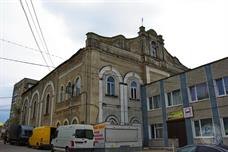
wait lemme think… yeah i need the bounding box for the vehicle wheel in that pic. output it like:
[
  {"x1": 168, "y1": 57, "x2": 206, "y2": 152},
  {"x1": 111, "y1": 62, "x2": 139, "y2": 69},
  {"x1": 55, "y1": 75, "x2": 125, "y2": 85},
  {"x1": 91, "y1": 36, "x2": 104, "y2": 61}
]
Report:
[
  {"x1": 51, "y1": 145, "x2": 55, "y2": 152},
  {"x1": 65, "y1": 146, "x2": 70, "y2": 152}
]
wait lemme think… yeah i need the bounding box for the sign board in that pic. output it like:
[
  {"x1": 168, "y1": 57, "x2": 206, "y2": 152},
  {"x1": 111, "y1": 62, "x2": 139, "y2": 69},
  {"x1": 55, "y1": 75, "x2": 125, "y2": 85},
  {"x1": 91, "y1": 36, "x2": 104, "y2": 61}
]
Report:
[
  {"x1": 167, "y1": 110, "x2": 184, "y2": 120},
  {"x1": 183, "y1": 106, "x2": 193, "y2": 118}
]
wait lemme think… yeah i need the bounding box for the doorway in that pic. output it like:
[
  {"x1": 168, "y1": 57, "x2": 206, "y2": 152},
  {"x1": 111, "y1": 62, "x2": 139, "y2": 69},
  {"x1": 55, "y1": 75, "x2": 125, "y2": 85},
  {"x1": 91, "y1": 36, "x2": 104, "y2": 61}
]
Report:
[{"x1": 167, "y1": 119, "x2": 187, "y2": 147}]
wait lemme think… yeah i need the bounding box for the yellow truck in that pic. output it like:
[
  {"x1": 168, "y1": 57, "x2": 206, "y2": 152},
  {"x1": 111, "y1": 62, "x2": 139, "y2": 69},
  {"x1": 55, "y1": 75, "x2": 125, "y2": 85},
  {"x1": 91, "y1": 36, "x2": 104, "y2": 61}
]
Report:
[{"x1": 29, "y1": 126, "x2": 56, "y2": 149}]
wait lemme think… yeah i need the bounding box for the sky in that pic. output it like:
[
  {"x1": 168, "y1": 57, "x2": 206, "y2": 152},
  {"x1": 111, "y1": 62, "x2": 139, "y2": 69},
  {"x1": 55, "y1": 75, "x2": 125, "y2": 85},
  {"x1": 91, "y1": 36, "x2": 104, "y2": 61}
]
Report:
[{"x1": 0, "y1": 0, "x2": 228, "y2": 123}]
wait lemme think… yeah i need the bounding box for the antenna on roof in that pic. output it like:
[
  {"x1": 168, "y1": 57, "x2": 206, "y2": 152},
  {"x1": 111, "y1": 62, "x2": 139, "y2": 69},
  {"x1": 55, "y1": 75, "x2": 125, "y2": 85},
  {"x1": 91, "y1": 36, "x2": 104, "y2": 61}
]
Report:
[{"x1": 141, "y1": 17, "x2": 144, "y2": 26}]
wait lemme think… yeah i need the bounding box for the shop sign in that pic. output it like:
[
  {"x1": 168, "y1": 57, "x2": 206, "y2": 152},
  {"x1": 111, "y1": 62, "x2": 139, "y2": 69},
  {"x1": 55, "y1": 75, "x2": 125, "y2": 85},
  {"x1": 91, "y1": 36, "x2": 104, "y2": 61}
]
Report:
[
  {"x1": 167, "y1": 110, "x2": 184, "y2": 120},
  {"x1": 183, "y1": 106, "x2": 193, "y2": 118}
]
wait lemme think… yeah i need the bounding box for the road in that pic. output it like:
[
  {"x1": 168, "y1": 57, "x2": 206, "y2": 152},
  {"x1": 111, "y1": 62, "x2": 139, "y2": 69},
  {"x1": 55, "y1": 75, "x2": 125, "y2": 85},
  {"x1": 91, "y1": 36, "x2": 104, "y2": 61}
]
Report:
[
  {"x1": 0, "y1": 140, "x2": 50, "y2": 152},
  {"x1": 0, "y1": 140, "x2": 173, "y2": 152}
]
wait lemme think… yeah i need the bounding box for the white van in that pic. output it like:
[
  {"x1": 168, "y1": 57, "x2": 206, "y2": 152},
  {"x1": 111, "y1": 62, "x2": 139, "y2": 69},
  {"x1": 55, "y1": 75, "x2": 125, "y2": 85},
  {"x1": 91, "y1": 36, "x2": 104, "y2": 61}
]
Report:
[{"x1": 51, "y1": 124, "x2": 94, "y2": 152}]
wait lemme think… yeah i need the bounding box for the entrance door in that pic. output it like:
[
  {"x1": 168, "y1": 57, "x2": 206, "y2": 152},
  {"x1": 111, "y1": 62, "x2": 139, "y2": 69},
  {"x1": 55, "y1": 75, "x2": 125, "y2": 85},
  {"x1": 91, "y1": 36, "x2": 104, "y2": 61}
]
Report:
[{"x1": 167, "y1": 119, "x2": 187, "y2": 147}]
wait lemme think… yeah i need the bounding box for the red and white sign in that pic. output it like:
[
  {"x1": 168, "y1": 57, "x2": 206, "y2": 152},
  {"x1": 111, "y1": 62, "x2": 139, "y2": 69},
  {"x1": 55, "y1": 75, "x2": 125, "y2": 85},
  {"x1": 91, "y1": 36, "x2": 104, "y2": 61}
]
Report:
[{"x1": 183, "y1": 106, "x2": 193, "y2": 118}]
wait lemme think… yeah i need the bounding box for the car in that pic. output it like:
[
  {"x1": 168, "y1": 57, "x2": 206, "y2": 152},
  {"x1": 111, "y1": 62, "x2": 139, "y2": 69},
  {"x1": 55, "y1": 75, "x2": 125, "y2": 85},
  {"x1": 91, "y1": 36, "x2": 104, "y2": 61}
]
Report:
[{"x1": 176, "y1": 144, "x2": 228, "y2": 152}]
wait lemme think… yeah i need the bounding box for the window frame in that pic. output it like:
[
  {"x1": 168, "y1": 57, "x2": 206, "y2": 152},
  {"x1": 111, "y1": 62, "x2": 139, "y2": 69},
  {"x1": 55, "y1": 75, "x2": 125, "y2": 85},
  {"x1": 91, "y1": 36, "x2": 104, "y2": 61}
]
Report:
[
  {"x1": 75, "y1": 77, "x2": 81, "y2": 96},
  {"x1": 130, "y1": 81, "x2": 137, "y2": 99},
  {"x1": 222, "y1": 117, "x2": 228, "y2": 137},
  {"x1": 166, "y1": 89, "x2": 182, "y2": 107},
  {"x1": 193, "y1": 118, "x2": 214, "y2": 138},
  {"x1": 215, "y1": 76, "x2": 228, "y2": 97},
  {"x1": 106, "y1": 76, "x2": 115, "y2": 96},
  {"x1": 150, "y1": 123, "x2": 163, "y2": 139},
  {"x1": 189, "y1": 82, "x2": 209, "y2": 103},
  {"x1": 148, "y1": 95, "x2": 161, "y2": 111},
  {"x1": 45, "y1": 94, "x2": 50, "y2": 115}
]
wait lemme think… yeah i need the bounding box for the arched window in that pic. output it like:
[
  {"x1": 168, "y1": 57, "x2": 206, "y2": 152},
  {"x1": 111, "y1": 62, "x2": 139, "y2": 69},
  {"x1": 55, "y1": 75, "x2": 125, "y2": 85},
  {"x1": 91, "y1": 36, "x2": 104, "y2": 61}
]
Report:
[
  {"x1": 151, "y1": 41, "x2": 157, "y2": 57},
  {"x1": 45, "y1": 94, "x2": 50, "y2": 114},
  {"x1": 60, "y1": 86, "x2": 64, "y2": 102},
  {"x1": 32, "y1": 101, "x2": 36, "y2": 118},
  {"x1": 107, "y1": 76, "x2": 115, "y2": 96},
  {"x1": 72, "y1": 119, "x2": 78, "y2": 124},
  {"x1": 130, "y1": 117, "x2": 140, "y2": 124},
  {"x1": 106, "y1": 115, "x2": 119, "y2": 125},
  {"x1": 66, "y1": 82, "x2": 72, "y2": 98},
  {"x1": 56, "y1": 122, "x2": 61, "y2": 127},
  {"x1": 63, "y1": 120, "x2": 68, "y2": 125},
  {"x1": 131, "y1": 81, "x2": 137, "y2": 99},
  {"x1": 75, "y1": 78, "x2": 81, "y2": 96}
]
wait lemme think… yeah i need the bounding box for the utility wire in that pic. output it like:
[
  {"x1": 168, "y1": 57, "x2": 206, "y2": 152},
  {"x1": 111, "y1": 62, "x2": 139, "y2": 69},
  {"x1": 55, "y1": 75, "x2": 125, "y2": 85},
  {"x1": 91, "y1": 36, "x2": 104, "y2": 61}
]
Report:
[
  {"x1": 0, "y1": 38, "x2": 64, "y2": 60},
  {"x1": 19, "y1": 0, "x2": 51, "y2": 71},
  {"x1": 0, "y1": 56, "x2": 55, "y2": 68},
  {"x1": 30, "y1": 0, "x2": 54, "y2": 67},
  {"x1": 24, "y1": 0, "x2": 48, "y2": 60},
  {"x1": 0, "y1": 97, "x2": 12, "y2": 99}
]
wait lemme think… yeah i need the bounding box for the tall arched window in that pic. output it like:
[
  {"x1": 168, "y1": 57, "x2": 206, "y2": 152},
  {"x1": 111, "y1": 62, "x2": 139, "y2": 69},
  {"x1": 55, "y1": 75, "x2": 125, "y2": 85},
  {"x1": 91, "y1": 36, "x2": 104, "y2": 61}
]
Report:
[
  {"x1": 60, "y1": 86, "x2": 64, "y2": 102},
  {"x1": 131, "y1": 81, "x2": 137, "y2": 99},
  {"x1": 45, "y1": 94, "x2": 50, "y2": 114},
  {"x1": 66, "y1": 82, "x2": 72, "y2": 98},
  {"x1": 151, "y1": 41, "x2": 157, "y2": 57},
  {"x1": 56, "y1": 122, "x2": 60, "y2": 127},
  {"x1": 32, "y1": 101, "x2": 36, "y2": 118},
  {"x1": 107, "y1": 76, "x2": 115, "y2": 96},
  {"x1": 76, "y1": 78, "x2": 81, "y2": 96}
]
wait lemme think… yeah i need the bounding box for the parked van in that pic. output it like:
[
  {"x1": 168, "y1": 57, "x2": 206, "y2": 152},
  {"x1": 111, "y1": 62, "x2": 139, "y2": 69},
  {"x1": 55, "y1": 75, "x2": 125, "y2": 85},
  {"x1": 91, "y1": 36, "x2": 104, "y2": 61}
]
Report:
[
  {"x1": 51, "y1": 124, "x2": 94, "y2": 152},
  {"x1": 8, "y1": 124, "x2": 33, "y2": 145},
  {"x1": 29, "y1": 126, "x2": 56, "y2": 149}
]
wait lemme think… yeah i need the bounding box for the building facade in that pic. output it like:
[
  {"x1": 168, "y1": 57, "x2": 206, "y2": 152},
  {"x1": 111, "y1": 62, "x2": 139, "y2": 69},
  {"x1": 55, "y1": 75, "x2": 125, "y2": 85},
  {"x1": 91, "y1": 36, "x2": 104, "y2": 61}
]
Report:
[
  {"x1": 10, "y1": 26, "x2": 187, "y2": 128},
  {"x1": 143, "y1": 57, "x2": 228, "y2": 147}
]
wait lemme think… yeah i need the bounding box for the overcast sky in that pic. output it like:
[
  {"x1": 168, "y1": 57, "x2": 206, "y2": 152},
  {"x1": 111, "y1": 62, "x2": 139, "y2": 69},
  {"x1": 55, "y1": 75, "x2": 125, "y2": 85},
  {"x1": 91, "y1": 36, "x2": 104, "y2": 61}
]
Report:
[{"x1": 0, "y1": 0, "x2": 228, "y2": 122}]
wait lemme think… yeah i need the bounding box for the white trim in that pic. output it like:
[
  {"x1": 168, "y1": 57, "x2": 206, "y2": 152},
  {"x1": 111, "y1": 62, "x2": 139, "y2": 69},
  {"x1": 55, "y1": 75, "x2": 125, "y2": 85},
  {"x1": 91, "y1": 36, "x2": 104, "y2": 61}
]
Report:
[
  {"x1": 146, "y1": 66, "x2": 170, "y2": 83},
  {"x1": 59, "y1": 63, "x2": 82, "y2": 79},
  {"x1": 30, "y1": 91, "x2": 40, "y2": 126},
  {"x1": 124, "y1": 72, "x2": 143, "y2": 84},
  {"x1": 71, "y1": 116, "x2": 79, "y2": 124},
  {"x1": 221, "y1": 117, "x2": 228, "y2": 137},
  {"x1": 98, "y1": 79, "x2": 103, "y2": 123},
  {"x1": 56, "y1": 120, "x2": 61, "y2": 127},
  {"x1": 99, "y1": 66, "x2": 123, "y2": 124},
  {"x1": 148, "y1": 125, "x2": 151, "y2": 139},
  {"x1": 120, "y1": 83, "x2": 125, "y2": 125},
  {"x1": 63, "y1": 118, "x2": 69, "y2": 125},
  {"x1": 40, "y1": 81, "x2": 55, "y2": 126}
]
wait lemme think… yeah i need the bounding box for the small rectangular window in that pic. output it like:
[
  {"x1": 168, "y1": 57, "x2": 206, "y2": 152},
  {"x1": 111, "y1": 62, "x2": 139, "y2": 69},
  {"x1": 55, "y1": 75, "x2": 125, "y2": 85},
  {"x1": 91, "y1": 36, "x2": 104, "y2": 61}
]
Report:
[
  {"x1": 190, "y1": 86, "x2": 197, "y2": 101},
  {"x1": 201, "y1": 119, "x2": 213, "y2": 136},
  {"x1": 216, "y1": 78, "x2": 225, "y2": 96},
  {"x1": 153, "y1": 95, "x2": 160, "y2": 109},
  {"x1": 167, "y1": 93, "x2": 172, "y2": 106},
  {"x1": 194, "y1": 120, "x2": 200, "y2": 137},
  {"x1": 196, "y1": 83, "x2": 209, "y2": 100},
  {"x1": 194, "y1": 118, "x2": 213, "y2": 137},
  {"x1": 223, "y1": 117, "x2": 228, "y2": 136},
  {"x1": 172, "y1": 89, "x2": 182, "y2": 105},
  {"x1": 148, "y1": 95, "x2": 160, "y2": 110},
  {"x1": 224, "y1": 76, "x2": 228, "y2": 94},
  {"x1": 149, "y1": 97, "x2": 153, "y2": 110},
  {"x1": 75, "y1": 129, "x2": 94, "y2": 140},
  {"x1": 150, "y1": 124, "x2": 163, "y2": 139}
]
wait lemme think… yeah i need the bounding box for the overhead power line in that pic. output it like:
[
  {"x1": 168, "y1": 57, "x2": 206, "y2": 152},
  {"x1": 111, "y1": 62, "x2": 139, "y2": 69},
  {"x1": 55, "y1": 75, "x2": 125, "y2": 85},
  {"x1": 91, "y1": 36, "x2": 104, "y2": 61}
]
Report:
[
  {"x1": 0, "y1": 38, "x2": 64, "y2": 60},
  {"x1": 19, "y1": 0, "x2": 51, "y2": 71},
  {"x1": 0, "y1": 97, "x2": 12, "y2": 99},
  {"x1": 30, "y1": 0, "x2": 55, "y2": 67},
  {"x1": 0, "y1": 56, "x2": 56, "y2": 68}
]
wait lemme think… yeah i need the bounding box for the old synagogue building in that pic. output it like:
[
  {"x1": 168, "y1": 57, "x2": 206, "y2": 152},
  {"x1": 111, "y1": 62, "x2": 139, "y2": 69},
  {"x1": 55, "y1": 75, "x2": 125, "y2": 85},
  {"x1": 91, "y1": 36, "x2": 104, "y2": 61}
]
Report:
[{"x1": 10, "y1": 26, "x2": 186, "y2": 128}]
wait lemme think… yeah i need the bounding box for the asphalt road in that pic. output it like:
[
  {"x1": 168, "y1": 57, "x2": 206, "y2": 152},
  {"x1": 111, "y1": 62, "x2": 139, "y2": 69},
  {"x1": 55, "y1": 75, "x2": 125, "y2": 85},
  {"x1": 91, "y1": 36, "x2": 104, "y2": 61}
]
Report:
[{"x1": 0, "y1": 140, "x2": 50, "y2": 152}]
